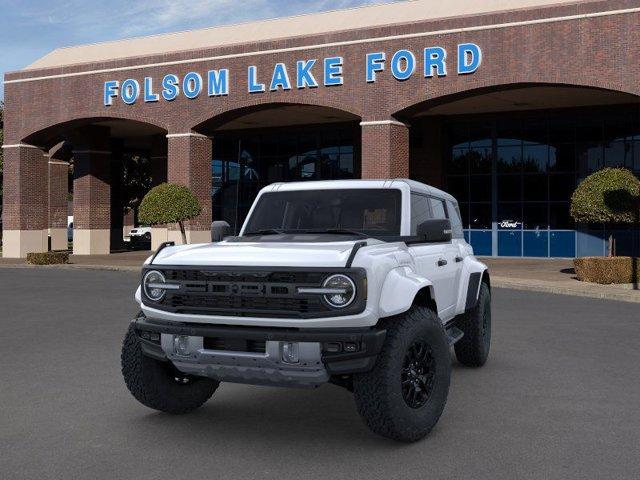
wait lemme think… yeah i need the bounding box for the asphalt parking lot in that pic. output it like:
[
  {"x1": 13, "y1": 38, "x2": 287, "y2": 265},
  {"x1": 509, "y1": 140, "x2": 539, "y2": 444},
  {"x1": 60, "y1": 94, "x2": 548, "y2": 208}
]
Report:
[{"x1": 1, "y1": 268, "x2": 639, "y2": 480}]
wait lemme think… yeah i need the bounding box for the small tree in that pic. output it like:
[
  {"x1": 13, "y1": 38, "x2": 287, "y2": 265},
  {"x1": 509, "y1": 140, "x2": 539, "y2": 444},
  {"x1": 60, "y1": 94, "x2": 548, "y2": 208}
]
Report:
[
  {"x1": 138, "y1": 183, "x2": 202, "y2": 244},
  {"x1": 570, "y1": 168, "x2": 640, "y2": 256}
]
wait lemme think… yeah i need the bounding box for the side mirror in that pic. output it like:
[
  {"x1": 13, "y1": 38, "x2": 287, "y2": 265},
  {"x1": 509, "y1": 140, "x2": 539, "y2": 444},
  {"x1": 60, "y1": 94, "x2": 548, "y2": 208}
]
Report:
[
  {"x1": 211, "y1": 221, "x2": 231, "y2": 242},
  {"x1": 417, "y1": 219, "x2": 452, "y2": 243}
]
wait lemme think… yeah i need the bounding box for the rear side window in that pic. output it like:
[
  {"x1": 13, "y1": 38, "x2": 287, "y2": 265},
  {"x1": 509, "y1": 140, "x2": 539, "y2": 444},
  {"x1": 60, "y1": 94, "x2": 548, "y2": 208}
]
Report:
[
  {"x1": 429, "y1": 197, "x2": 447, "y2": 220},
  {"x1": 410, "y1": 193, "x2": 432, "y2": 234},
  {"x1": 446, "y1": 200, "x2": 464, "y2": 239}
]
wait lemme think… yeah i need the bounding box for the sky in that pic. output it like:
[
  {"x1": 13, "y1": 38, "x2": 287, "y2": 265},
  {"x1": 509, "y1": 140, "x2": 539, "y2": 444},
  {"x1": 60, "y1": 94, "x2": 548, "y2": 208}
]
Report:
[{"x1": 0, "y1": 0, "x2": 400, "y2": 100}]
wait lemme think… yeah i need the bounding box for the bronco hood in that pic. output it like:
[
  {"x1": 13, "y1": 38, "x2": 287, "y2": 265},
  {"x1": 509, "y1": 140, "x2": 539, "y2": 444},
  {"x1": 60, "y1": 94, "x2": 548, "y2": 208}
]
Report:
[{"x1": 149, "y1": 239, "x2": 384, "y2": 268}]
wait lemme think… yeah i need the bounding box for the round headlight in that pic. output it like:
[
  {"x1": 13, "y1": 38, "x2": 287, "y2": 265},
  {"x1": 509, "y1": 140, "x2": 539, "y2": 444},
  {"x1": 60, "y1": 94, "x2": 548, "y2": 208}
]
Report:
[
  {"x1": 323, "y1": 274, "x2": 356, "y2": 308},
  {"x1": 143, "y1": 270, "x2": 166, "y2": 302}
]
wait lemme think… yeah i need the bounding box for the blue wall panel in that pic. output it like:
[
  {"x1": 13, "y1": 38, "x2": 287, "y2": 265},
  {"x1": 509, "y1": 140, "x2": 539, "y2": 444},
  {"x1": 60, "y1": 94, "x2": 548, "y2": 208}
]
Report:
[
  {"x1": 551, "y1": 231, "x2": 576, "y2": 258},
  {"x1": 523, "y1": 231, "x2": 548, "y2": 257},
  {"x1": 469, "y1": 230, "x2": 492, "y2": 256},
  {"x1": 498, "y1": 231, "x2": 522, "y2": 257}
]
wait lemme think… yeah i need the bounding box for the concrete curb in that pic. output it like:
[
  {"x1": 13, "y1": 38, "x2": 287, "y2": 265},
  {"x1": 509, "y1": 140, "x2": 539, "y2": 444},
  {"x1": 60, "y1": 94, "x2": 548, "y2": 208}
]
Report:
[{"x1": 492, "y1": 276, "x2": 640, "y2": 303}]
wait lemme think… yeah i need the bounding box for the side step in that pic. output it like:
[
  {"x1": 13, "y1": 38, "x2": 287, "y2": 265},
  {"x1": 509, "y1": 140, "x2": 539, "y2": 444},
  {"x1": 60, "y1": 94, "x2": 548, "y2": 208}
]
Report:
[{"x1": 446, "y1": 326, "x2": 464, "y2": 346}]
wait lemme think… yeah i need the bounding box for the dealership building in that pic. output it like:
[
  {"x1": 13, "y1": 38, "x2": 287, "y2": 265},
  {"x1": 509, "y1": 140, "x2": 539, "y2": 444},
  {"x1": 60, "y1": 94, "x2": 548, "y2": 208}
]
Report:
[{"x1": 3, "y1": 0, "x2": 640, "y2": 258}]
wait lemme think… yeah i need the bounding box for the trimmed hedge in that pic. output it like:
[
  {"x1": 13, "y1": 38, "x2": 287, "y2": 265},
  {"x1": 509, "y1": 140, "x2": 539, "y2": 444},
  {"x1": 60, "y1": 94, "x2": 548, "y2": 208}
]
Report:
[
  {"x1": 570, "y1": 168, "x2": 640, "y2": 224},
  {"x1": 27, "y1": 251, "x2": 70, "y2": 265},
  {"x1": 573, "y1": 256, "x2": 640, "y2": 284}
]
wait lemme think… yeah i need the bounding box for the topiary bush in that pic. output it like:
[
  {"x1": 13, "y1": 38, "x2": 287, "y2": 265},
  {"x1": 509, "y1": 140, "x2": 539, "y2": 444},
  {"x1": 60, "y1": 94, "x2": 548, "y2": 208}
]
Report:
[
  {"x1": 27, "y1": 251, "x2": 69, "y2": 265},
  {"x1": 574, "y1": 256, "x2": 640, "y2": 284},
  {"x1": 138, "y1": 183, "x2": 202, "y2": 244},
  {"x1": 570, "y1": 168, "x2": 640, "y2": 256}
]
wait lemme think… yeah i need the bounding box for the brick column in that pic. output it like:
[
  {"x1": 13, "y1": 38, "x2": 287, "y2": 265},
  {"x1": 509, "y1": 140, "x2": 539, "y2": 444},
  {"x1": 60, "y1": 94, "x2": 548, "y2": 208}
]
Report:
[
  {"x1": 48, "y1": 144, "x2": 70, "y2": 251},
  {"x1": 1, "y1": 144, "x2": 49, "y2": 257},
  {"x1": 150, "y1": 134, "x2": 169, "y2": 250},
  {"x1": 166, "y1": 132, "x2": 212, "y2": 245},
  {"x1": 71, "y1": 127, "x2": 112, "y2": 255},
  {"x1": 360, "y1": 120, "x2": 410, "y2": 179}
]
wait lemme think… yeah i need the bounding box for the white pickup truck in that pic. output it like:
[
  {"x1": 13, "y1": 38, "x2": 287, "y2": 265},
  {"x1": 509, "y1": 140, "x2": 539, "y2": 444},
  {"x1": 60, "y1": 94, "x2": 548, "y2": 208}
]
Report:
[{"x1": 121, "y1": 179, "x2": 491, "y2": 442}]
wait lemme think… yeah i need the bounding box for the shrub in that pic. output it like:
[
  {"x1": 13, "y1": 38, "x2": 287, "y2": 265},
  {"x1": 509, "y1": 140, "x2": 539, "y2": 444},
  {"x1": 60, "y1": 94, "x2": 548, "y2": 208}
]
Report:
[
  {"x1": 27, "y1": 251, "x2": 69, "y2": 265},
  {"x1": 573, "y1": 256, "x2": 639, "y2": 284},
  {"x1": 570, "y1": 168, "x2": 640, "y2": 256},
  {"x1": 138, "y1": 183, "x2": 202, "y2": 244}
]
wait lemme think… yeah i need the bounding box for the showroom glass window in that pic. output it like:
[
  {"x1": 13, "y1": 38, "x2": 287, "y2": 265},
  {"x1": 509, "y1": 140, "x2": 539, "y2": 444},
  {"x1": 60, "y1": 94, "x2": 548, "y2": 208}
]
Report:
[
  {"x1": 211, "y1": 124, "x2": 359, "y2": 233},
  {"x1": 444, "y1": 106, "x2": 640, "y2": 257}
]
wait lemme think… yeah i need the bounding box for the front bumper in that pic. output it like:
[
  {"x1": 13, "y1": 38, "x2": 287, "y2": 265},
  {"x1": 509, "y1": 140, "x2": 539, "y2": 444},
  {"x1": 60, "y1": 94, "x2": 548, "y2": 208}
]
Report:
[{"x1": 134, "y1": 314, "x2": 386, "y2": 388}]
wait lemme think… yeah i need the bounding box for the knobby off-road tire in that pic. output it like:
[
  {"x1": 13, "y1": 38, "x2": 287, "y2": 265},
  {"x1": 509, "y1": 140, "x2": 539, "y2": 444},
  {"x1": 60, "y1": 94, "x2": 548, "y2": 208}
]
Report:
[
  {"x1": 353, "y1": 306, "x2": 451, "y2": 442},
  {"x1": 454, "y1": 282, "x2": 491, "y2": 367},
  {"x1": 121, "y1": 324, "x2": 219, "y2": 414}
]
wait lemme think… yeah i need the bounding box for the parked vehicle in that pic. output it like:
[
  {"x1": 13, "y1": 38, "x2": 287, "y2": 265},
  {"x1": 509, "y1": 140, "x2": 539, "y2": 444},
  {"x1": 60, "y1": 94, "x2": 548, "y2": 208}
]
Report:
[
  {"x1": 126, "y1": 226, "x2": 152, "y2": 249},
  {"x1": 121, "y1": 179, "x2": 491, "y2": 442}
]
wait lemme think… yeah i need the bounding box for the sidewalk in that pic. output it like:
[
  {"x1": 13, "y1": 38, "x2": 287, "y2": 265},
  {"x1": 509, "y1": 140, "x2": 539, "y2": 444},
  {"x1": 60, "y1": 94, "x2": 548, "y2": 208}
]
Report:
[
  {"x1": 1, "y1": 251, "x2": 639, "y2": 303},
  {"x1": 481, "y1": 257, "x2": 640, "y2": 303}
]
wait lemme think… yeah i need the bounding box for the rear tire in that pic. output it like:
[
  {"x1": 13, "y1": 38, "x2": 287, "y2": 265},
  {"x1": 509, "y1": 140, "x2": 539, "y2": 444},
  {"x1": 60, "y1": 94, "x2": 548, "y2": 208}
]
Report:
[
  {"x1": 353, "y1": 306, "x2": 451, "y2": 442},
  {"x1": 454, "y1": 282, "x2": 491, "y2": 367},
  {"x1": 121, "y1": 324, "x2": 219, "y2": 414}
]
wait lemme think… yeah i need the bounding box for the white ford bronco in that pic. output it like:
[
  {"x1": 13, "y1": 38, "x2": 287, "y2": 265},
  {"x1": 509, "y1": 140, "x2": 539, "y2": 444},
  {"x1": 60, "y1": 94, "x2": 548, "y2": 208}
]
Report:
[{"x1": 122, "y1": 179, "x2": 491, "y2": 442}]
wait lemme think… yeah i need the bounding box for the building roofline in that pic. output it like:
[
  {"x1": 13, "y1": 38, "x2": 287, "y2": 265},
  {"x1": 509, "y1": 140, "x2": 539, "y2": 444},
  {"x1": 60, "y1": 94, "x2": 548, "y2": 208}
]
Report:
[{"x1": 19, "y1": 0, "x2": 592, "y2": 72}]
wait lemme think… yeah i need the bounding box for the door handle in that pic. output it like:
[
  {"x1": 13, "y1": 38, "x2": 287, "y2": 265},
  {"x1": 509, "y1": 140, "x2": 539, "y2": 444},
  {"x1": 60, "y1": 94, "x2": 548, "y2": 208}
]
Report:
[
  {"x1": 455, "y1": 256, "x2": 464, "y2": 263},
  {"x1": 437, "y1": 259, "x2": 448, "y2": 267}
]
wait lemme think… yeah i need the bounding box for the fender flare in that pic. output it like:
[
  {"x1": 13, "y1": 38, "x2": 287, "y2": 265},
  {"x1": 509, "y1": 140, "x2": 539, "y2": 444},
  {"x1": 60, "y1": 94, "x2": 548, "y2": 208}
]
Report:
[
  {"x1": 378, "y1": 267, "x2": 434, "y2": 318},
  {"x1": 457, "y1": 258, "x2": 489, "y2": 313}
]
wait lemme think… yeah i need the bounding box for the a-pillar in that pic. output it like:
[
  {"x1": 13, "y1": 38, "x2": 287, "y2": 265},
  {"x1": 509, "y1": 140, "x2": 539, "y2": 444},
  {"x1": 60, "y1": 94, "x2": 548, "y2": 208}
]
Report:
[
  {"x1": 1, "y1": 143, "x2": 49, "y2": 258},
  {"x1": 166, "y1": 132, "x2": 212, "y2": 245},
  {"x1": 150, "y1": 134, "x2": 169, "y2": 250},
  {"x1": 48, "y1": 143, "x2": 70, "y2": 251},
  {"x1": 360, "y1": 120, "x2": 410, "y2": 179},
  {"x1": 72, "y1": 126, "x2": 112, "y2": 255}
]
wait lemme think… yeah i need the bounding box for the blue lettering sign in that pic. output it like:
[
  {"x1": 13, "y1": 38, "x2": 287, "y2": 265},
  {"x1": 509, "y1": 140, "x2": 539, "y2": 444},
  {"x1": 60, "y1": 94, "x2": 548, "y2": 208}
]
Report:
[
  {"x1": 458, "y1": 43, "x2": 482, "y2": 74},
  {"x1": 121, "y1": 79, "x2": 140, "y2": 105},
  {"x1": 424, "y1": 47, "x2": 447, "y2": 77},
  {"x1": 104, "y1": 80, "x2": 119, "y2": 106},
  {"x1": 366, "y1": 52, "x2": 385, "y2": 83},
  {"x1": 296, "y1": 60, "x2": 318, "y2": 89},
  {"x1": 183, "y1": 72, "x2": 203, "y2": 99},
  {"x1": 144, "y1": 77, "x2": 159, "y2": 102},
  {"x1": 270, "y1": 63, "x2": 292, "y2": 91},
  {"x1": 324, "y1": 57, "x2": 343, "y2": 86},
  {"x1": 248, "y1": 66, "x2": 265, "y2": 93},
  {"x1": 101, "y1": 45, "x2": 483, "y2": 105},
  {"x1": 162, "y1": 74, "x2": 179, "y2": 101},
  {"x1": 208, "y1": 69, "x2": 229, "y2": 96},
  {"x1": 390, "y1": 50, "x2": 415, "y2": 81}
]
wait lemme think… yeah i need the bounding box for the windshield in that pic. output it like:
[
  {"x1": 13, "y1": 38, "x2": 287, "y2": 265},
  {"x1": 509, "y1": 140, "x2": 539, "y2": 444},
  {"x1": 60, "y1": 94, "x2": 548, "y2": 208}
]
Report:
[{"x1": 243, "y1": 189, "x2": 402, "y2": 238}]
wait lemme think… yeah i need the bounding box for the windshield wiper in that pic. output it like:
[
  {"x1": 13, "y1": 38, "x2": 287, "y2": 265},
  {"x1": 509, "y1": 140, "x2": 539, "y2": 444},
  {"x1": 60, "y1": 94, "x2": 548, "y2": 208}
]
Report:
[
  {"x1": 301, "y1": 228, "x2": 369, "y2": 238},
  {"x1": 243, "y1": 228, "x2": 287, "y2": 236}
]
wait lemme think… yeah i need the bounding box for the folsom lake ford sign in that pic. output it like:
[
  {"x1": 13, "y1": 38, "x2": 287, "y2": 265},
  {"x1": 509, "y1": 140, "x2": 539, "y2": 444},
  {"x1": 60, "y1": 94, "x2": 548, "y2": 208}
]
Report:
[{"x1": 103, "y1": 43, "x2": 482, "y2": 106}]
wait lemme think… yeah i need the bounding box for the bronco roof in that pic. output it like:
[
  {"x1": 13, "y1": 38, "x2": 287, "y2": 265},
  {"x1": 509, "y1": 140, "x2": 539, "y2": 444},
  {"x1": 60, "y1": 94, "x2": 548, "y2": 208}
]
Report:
[{"x1": 263, "y1": 179, "x2": 457, "y2": 203}]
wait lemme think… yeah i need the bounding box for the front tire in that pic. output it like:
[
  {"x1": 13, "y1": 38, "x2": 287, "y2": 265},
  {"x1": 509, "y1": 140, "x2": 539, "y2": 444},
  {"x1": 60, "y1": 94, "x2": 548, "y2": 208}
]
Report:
[
  {"x1": 353, "y1": 306, "x2": 451, "y2": 442},
  {"x1": 454, "y1": 282, "x2": 491, "y2": 367},
  {"x1": 121, "y1": 324, "x2": 219, "y2": 414}
]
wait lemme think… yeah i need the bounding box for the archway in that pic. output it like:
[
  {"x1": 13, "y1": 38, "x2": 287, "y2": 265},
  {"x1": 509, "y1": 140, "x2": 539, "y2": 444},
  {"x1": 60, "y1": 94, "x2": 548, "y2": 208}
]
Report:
[
  {"x1": 19, "y1": 118, "x2": 167, "y2": 255},
  {"x1": 193, "y1": 103, "x2": 361, "y2": 233},
  {"x1": 395, "y1": 84, "x2": 640, "y2": 258}
]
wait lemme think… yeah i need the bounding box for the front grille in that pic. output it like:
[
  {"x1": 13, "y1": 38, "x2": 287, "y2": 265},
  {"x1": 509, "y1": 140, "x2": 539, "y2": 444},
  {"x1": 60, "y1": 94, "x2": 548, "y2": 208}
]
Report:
[
  {"x1": 169, "y1": 294, "x2": 325, "y2": 318},
  {"x1": 145, "y1": 267, "x2": 366, "y2": 319}
]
